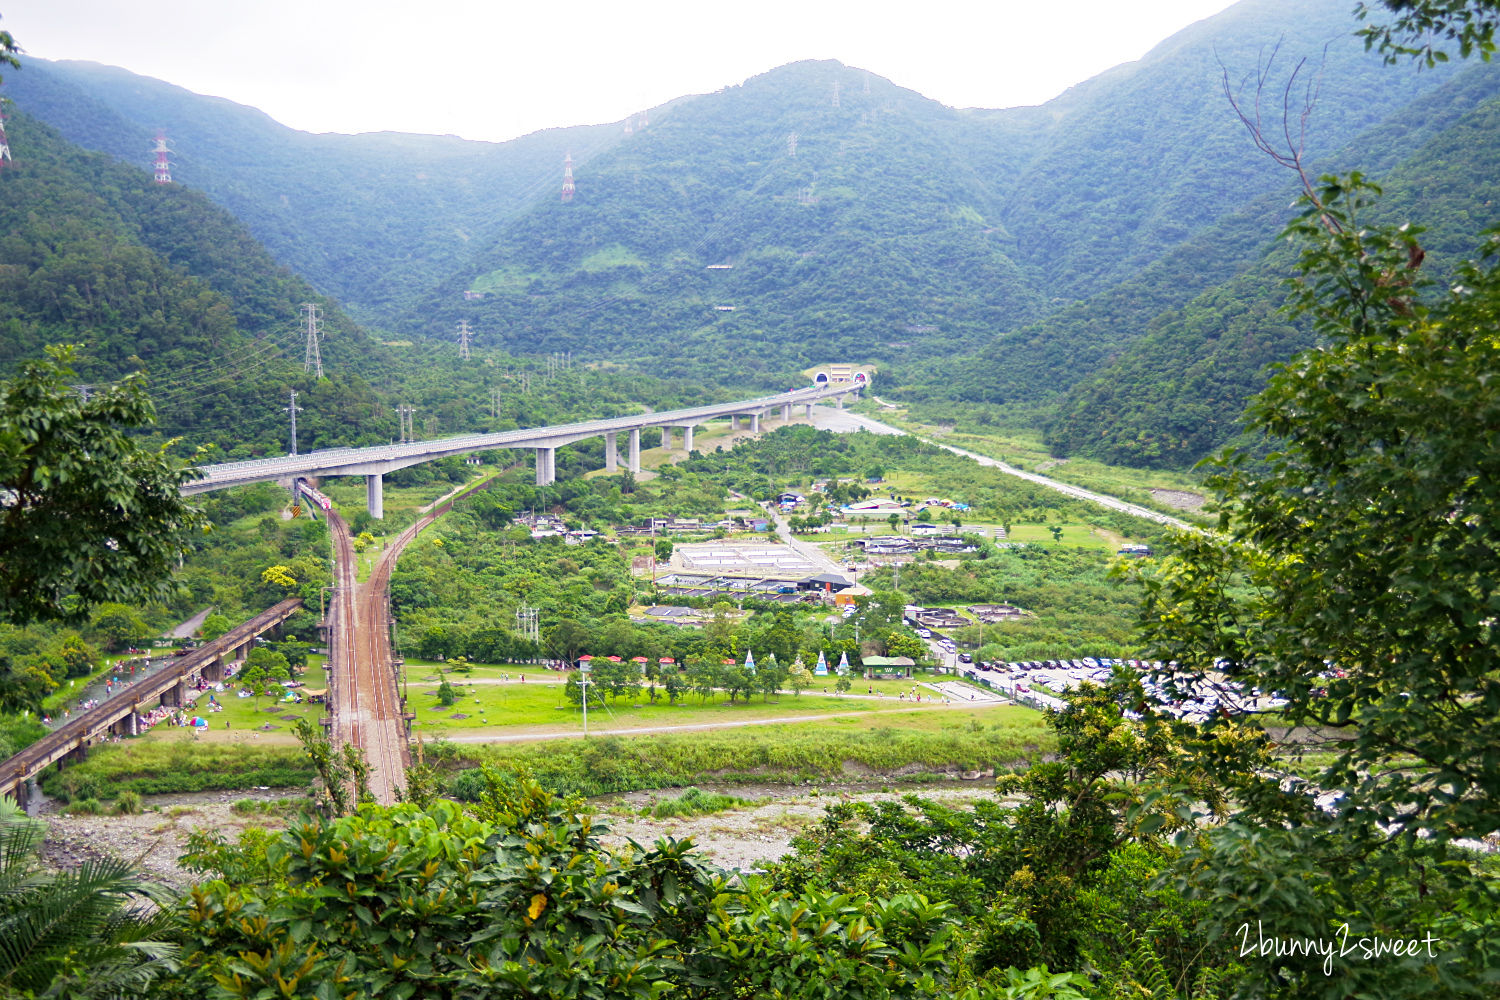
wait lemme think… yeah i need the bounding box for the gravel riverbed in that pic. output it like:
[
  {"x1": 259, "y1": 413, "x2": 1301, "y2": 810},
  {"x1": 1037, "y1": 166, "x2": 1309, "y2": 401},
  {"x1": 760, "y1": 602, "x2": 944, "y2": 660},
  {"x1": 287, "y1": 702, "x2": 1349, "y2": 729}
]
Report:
[{"x1": 35, "y1": 781, "x2": 1001, "y2": 886}]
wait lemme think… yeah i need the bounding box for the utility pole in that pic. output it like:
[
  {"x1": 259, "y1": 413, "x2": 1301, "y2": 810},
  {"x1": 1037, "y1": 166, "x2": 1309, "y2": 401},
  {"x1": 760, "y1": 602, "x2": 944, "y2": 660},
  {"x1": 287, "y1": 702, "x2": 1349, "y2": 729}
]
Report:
[
  {"x1": 302, "y1": 303, "x2": 324, "y2": 379},
  {"x1": 285, "y1": 390, "x2": 302, "y2": 455},
  {"x1": 457, "y1": 320, "x2": 473, "y2": 361},
  {"x1": 581, "y1": 661, "x2": 591, "y2": 736}
]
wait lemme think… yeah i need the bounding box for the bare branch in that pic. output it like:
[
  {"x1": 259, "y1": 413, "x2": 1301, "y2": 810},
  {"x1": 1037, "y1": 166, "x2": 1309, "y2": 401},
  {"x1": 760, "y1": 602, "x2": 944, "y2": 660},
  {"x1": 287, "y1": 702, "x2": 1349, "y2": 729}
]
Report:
[{"x1": 1219, "y1": 40, "x2": 1340, "y2": 234}]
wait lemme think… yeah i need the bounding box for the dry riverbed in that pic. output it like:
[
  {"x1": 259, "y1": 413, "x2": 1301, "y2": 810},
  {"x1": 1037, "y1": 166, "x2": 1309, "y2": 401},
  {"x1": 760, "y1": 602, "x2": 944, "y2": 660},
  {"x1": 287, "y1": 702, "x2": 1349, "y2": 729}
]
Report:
[{"x1": 36, "y1": 781, "x2": 1003, "y2": 888}]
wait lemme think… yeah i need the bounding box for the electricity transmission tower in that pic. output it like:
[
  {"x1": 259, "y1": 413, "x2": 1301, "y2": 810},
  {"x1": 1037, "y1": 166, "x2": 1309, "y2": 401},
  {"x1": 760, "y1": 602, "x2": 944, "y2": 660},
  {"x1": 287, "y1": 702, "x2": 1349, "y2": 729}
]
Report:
[
  {"x1": 457, "y1": 320, "x2": 473, "y2": 361},
  {"x1": 515, "y1": 605, "x2": 540, "y2": 650},
  {"x1": 396, "y1": 405, "x2": 416, "y2": 443},
  {"x1": 302, "y1": 303, "x2": 324, "y2": 379}
]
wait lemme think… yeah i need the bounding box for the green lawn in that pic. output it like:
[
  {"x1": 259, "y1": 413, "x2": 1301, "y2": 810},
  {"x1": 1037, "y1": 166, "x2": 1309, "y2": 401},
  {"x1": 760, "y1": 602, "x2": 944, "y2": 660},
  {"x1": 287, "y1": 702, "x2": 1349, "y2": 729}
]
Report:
[
  {"x1": 140, "y1": 658, "x2": 329, "y2": 741},
  {"x1": 398, "y1": 660, "x2": 977, "y2": 739}
]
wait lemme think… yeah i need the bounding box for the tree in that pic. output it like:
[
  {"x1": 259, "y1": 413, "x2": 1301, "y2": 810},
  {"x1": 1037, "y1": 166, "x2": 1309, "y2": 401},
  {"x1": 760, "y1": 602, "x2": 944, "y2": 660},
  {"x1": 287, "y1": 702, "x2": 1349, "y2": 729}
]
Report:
[
  {"x1": 162, "y1": 776, "x2": 959, "y2": 1000},
  {"x1": 199, "y1": 613, "x2": 231, "y2": 642},
  {"x1": 1357, "y1": 0, "x2": 1500, "y2": 65},
  {"x1": 653, "y1": 537, "x2": 673, "y2": 561},
  {"x1": 545, "y1": 618, "x2": 590, "y2": 665},
  {"x1": 1128, "y1": 11, "x2": 1500, "y2": 991},
  {"x1": 787, "y1": 660, "x2": 812, "y2": 696},
  {"x1": 886, "y1": 631, "x2": 926, "y2": 662},
  {"x1": 0, "y1": 348, "x2": 203, "y2": 624},
  {"x1": 437, "y1": 679, "x2": 458, "y2": 707},
  {"x1": 0, "y1": 797, "x2": 179, "y2": 999},
  {"x1": 88, "y1": 603, "x2": 148, "y2": 653}
]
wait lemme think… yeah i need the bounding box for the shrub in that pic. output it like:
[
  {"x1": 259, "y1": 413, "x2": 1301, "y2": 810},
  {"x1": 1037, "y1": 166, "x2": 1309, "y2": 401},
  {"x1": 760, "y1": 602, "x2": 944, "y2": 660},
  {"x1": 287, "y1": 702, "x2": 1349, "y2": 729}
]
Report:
[
  {"x1": 113, "y1": 790, "x2": 143, "y2": 815},
  {"x1": 64, "y1": 798, "x2": 102, "y2": 815},
  {"x1": 646, "y1": 786, "x2": 752, "y2": 819}
]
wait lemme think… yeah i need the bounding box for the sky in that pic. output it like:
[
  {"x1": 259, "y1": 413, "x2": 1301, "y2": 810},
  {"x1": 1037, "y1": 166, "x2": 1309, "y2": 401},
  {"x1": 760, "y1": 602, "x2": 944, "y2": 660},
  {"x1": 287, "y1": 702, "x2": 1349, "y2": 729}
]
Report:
[{"x1": 2, "y1": 0, "x2": 1241, "y2": 144}]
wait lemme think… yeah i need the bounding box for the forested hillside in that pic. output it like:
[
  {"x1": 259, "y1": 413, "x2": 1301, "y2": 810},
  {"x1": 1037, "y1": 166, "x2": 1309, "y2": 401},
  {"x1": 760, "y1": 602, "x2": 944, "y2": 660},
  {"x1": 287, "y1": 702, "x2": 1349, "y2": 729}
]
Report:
[
  {"x1": 0, "y1": 108, "x2": 397, "y2": 454},
  {"x1": 2, "y1": 59, "x2": 625, "y2": 323},
  {"x1": 427, "y1": 0, "x2": 1459, "y2": 380},
  {"x1": 5, "y1": 0, "x2": 1495, "y2": 469},
  {"x1": 1039, "y1": 65, "x2": 1500, "y2": 467},
  {"x1": 0, "y1": 112, "x2": 722, "y2": 459}
]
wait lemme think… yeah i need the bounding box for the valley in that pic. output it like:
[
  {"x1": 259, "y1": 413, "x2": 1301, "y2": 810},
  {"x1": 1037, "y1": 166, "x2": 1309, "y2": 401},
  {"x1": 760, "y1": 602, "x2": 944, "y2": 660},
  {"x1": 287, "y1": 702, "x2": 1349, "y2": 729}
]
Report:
[{"x1": 1, "y1": 0, "x2": 1498, "y2": 995}]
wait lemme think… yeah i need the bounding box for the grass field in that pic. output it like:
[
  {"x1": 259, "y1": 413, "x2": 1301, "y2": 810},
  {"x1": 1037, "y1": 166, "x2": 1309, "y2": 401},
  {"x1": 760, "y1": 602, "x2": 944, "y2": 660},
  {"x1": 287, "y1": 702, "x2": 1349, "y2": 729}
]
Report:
[{"x1": 399, "y1": 660, "x2": 980, "y2": 741}]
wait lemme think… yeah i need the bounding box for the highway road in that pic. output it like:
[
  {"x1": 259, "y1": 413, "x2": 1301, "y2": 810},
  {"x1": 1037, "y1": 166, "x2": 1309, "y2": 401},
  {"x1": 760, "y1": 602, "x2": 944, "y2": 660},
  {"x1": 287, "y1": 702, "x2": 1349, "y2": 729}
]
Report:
[
  {"x1": 807, "y1": 407, "x2": 1195, "y2": 532},
  {"x1": 187, "y1": 383, "x2": 861, "y2": 494}
]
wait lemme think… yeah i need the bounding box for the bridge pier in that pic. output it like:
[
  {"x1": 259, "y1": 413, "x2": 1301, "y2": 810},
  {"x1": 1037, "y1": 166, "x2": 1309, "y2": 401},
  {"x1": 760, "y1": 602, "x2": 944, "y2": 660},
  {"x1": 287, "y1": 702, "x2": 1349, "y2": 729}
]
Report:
[
  {"x1": 781, "y1": 403, "x2": 792, "y2": 421},
  {"x1": 750, "y1": 413, "x2": 761, "y2": 433},
  {"x1": 729, "y1": 415, "x2": 739, "y2": 431},
  {"x1": 835, "y1": 395, "x2": 844, "y2": 410},
  {"x1": 535, "y1": 447, "x2": 556, "y2": 486},
  {"x1": 160, "y1": 680, "x2": 186, "y2": 709},
  {"x1": 604, "y1": 432, "x2": 619, "y2": 473},
  {"x1": 660, "y1": 426, "x2": 673, "y2": 450},
  {"x1": 679, "y1": 425, "x2": 694, "y2": 452},
  {"x1": 367, "y1": 473, "x2": 385, "y2": 520},
  {"x1": 628, "y1": 429, "x2": 641, "y2": 474}
]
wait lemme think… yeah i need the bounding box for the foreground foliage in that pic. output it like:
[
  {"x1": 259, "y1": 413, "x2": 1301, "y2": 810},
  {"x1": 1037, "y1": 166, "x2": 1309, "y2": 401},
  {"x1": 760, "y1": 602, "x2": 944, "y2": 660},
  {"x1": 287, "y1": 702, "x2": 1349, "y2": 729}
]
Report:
[
  {"x1": 165, "y1": 773, "x2": 958, "y2": 1000},
  {"x1": 0, "y1": 797, "x2": 177, "y2": 999}
]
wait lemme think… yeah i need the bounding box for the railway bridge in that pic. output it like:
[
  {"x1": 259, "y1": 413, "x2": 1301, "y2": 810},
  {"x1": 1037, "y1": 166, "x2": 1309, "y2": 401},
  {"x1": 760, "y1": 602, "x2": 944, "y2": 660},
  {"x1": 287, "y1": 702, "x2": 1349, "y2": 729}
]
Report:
[
  {"x1": 0, "y1": 598, "x2": 303, "y2": 803},
  {"x1": 183, "y1": 382, "x2": 864, "y2": 519}
]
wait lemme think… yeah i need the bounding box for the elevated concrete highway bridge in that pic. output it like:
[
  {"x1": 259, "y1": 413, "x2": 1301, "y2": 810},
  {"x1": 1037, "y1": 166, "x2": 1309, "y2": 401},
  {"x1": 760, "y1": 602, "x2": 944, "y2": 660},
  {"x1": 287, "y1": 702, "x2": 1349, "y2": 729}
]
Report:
[{"x1": 184, "y1": 383, "x2": 863, "y2": 519}]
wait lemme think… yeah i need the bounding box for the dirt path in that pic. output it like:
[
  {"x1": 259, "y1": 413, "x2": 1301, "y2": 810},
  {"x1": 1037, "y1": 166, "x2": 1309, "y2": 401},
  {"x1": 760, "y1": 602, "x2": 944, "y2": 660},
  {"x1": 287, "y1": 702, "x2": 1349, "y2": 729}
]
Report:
[{"x1": 598, "y1": 783, "x2": 1003, "y2": 870}]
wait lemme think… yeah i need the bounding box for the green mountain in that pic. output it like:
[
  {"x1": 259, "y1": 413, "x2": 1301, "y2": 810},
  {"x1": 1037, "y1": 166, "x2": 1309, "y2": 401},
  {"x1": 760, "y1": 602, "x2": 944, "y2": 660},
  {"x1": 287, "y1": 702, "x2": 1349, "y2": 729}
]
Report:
[
  {"x1": 418, "y1": 0, "x2": 1465, "y2": 381},
  {"x1": 0, "y1": 108, "x2": 399, "y2": 455},
  {"x1": 3, "y1": 59, "x2": 624, "y2": 326},
  {"x1": 1021, "y1": 64, "x2": 1500, "y2": 468},
  {"x1": 5, "y1": 0, "x2": 1494, "y2": 470},
  {"x1": 0, "y1": 113, "x2": 730, "y2": 460}
]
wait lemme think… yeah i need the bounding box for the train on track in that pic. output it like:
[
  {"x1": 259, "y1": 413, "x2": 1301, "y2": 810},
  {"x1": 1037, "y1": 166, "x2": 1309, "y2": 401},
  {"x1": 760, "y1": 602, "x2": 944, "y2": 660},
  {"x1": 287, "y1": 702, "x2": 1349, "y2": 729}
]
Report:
[{"x1": 296, "y1": 479, "x2": 334, "y2": 512}]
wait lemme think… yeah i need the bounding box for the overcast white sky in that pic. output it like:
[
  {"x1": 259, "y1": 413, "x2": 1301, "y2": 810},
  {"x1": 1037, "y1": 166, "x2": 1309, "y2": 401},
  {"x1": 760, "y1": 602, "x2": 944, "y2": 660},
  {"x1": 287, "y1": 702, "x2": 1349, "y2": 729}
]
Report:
[{"x1": 2, "y1": 0, "x2": 1240, "y2": 143}]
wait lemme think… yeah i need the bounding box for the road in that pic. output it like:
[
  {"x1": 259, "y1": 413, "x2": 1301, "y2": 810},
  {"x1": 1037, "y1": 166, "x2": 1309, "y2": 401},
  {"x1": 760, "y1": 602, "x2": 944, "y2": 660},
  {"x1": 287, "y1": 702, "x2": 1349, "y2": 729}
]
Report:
[{"x1": 807, "y1": 407, "x2": 1194, "y2": 531}]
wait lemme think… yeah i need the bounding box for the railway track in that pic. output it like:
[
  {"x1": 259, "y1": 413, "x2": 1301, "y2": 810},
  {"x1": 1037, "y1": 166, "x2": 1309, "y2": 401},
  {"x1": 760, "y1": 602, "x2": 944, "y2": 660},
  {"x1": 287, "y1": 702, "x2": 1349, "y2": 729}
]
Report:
[{"x1": 326, "y1": 497, "x2": 461, "y2": 804}]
